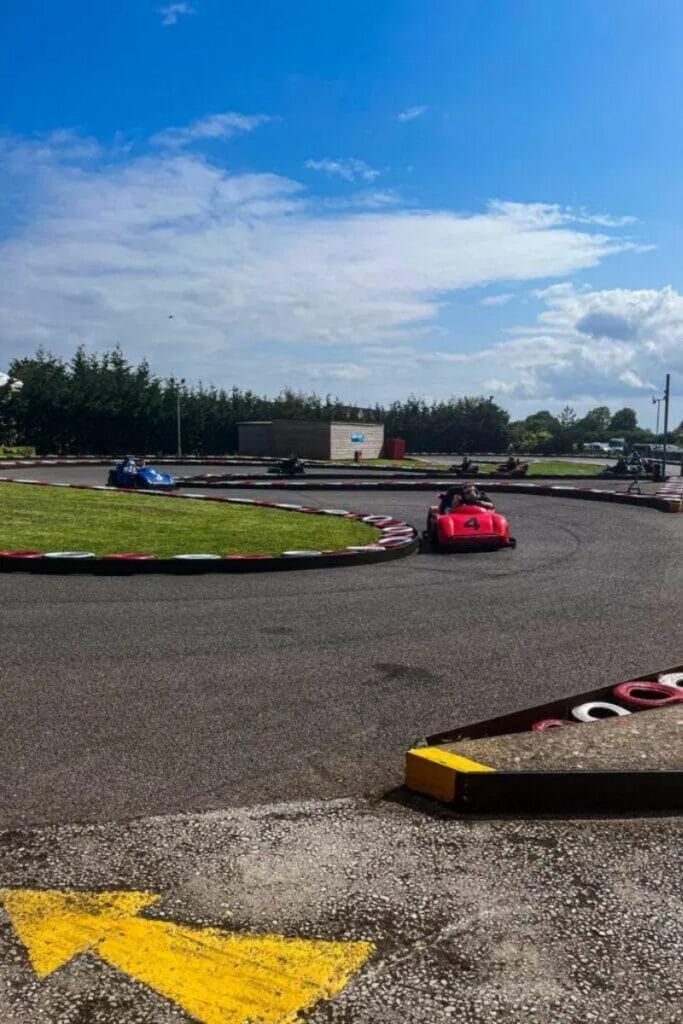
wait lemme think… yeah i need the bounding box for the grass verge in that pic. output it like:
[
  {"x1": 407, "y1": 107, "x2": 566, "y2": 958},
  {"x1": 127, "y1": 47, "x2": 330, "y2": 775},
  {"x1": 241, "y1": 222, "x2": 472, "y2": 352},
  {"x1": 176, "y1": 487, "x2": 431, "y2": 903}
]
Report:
[
  {"x1": 331, "y1": 458, "x2": 434, "y2": 468},
  {"x1": 0, "y1": 484, "x2": 379, "y2": 557},
  {"x1": 332, "y1": 458, "x2": 600, "y2": 475},
  {"x1": 475, "y1": 460, "x2": 601, "y2": 476}
]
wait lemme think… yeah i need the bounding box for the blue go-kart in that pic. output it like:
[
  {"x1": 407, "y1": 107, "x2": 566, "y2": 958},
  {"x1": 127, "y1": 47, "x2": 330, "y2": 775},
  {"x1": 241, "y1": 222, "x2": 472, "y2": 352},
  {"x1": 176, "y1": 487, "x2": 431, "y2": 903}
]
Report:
[{"x1": 107, "y1": 458, "x2": 177, "y2": 491}]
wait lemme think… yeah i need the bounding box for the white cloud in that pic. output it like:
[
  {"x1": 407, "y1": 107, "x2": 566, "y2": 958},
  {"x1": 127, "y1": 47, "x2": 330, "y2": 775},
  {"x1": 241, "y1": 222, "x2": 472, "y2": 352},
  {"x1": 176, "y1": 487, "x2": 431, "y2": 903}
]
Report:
[
  {"x1": 481, "y1": 293, "x2": 514, "y2": 307},
  {"x1": 0, "y1": 130, "x2": 648, "y2": 403},
  {"x1": 305, "y1": 158, "x2": 380, "y2": 183},
  {"x1": 307, "y1": 362, "x2": 372, "y2": 382},
  {"x1": 397, "y1": 106, "x2": 428, "y2": 122},
  {"x1": 430, "y1": 283, "x2": 681, "y2": 404},
  {"x1": 159, "y1": 3, "x2": 195, "y2": 26},
  {"x1": 152, "y1": 112, "x2": 272, "y2": 148}
]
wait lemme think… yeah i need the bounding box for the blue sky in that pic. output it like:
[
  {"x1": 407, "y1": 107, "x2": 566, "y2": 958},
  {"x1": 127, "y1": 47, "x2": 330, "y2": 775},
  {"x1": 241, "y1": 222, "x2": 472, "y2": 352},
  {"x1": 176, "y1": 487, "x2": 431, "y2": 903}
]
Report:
[{"x1": 2, "y1": 0, "x2": 683, "y2": 422}]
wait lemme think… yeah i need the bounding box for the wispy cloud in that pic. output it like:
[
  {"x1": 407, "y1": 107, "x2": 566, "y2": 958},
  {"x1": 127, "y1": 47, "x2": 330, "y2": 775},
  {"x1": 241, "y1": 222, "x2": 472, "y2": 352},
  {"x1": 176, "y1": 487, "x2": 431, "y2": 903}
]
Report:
[
  {"x1": 305, "y1": 158, "x2": 380, "y2": 182},
  {"x1": 0, "y1": 129, "x2": 646, "y2": 404},
  {"x1": 397, "y1": 105, "x2": 428, "y2": 122},
  {"x1": 152, "y1": 112, "x2": 272, "y2": 147},
  {"x1": 159, "y1": 3, "x2": 195, "y2": 26},
  {"x1": 481, "y1": 293, "x2": 515, "y2": 307}
]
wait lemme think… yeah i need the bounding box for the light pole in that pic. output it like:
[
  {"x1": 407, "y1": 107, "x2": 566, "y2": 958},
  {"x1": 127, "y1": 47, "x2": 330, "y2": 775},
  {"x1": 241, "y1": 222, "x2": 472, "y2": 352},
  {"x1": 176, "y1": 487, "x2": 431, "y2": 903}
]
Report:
[
  {"x1": 651, "y1": 394, "x2": 663, "y2": 439},
  {"x1": 661, "y1": 373, "x2": 670, "y2": 480},
  {"x1": 176, "y1": 378, "x2": 185, "y2": 458}
]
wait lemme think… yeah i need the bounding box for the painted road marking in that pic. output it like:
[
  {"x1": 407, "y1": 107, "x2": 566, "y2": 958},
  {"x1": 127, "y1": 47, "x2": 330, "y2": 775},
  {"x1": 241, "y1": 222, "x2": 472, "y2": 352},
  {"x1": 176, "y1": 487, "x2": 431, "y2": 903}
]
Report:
[{"x1": 0, "y1": 888, "x2": 374, "y2": 1024}]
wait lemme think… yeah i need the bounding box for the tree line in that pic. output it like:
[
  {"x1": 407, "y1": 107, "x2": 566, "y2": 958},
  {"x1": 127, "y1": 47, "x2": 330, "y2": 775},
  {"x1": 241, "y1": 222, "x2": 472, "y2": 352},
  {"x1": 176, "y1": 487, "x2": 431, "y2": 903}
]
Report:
[{"x1": 0, "y1": 346, "x2": 677, "y2": 456}]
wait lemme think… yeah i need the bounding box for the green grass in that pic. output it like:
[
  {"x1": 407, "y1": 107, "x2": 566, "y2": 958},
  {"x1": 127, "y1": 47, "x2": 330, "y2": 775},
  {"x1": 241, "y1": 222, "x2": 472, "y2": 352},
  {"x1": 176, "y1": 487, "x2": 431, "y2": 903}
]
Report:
[
  {"x1": 331, "y1": 458, "x2": 431, "y2": 468},
  {"x1": 331, "y1": 457, "x2": 600, "y2": 475},
  {"x1": 476, "y1": 460, "x2": 601, "y2": 476},
  {"x1": 529, "y1": 460, "x2": 601, "y2": 476},
  {"x1": 0, "y1": 484, "x2": 379, "y2": 557}
]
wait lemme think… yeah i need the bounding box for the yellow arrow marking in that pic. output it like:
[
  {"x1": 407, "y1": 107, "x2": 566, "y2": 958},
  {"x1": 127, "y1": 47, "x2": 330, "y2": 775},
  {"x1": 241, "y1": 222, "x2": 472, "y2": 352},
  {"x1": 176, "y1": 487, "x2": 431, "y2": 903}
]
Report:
[{"x1": 0, "y1": 889, "x2": 374, "y2": 1024}]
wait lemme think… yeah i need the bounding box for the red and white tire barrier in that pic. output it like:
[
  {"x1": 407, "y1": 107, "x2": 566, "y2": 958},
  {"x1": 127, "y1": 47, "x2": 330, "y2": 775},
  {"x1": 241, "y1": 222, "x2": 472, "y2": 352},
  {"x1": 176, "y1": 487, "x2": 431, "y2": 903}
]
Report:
[
  {"x1": 172, "y1": 476, "x2": 682, "y2": 512},
  {"x1": 0, "y1": 477, "x2": 417, "y2": 574},
  {"x1": 571, "y1": 701, "x2": 631, "y2": 722}
]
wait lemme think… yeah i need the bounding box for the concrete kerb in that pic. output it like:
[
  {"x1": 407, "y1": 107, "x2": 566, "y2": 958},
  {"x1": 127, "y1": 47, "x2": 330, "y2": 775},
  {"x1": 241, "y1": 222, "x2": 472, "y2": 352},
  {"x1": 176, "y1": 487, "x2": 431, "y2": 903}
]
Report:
[
  {"x1": 405, "y1": 663, "x2": 683, "y2": 814},
  {"x1": 176, "y1": 475, "x2": 683, "y2": 513},
  {"x1": 0, "y1": 478, "x2": 418, "y2": 574}
]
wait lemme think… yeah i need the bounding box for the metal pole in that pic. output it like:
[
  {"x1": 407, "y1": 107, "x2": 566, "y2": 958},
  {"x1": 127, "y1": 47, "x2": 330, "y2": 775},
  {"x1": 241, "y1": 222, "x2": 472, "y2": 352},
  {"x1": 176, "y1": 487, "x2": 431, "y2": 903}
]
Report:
[
  {"x1": 661, "y1": 373, "x2": 670, "y2": 480},
  {"x1": 655, "y1": 400, "x2": 660, "y2": 440},
  {"x1": 176, "y1": 384, "x2": 182, "y2": 458}
]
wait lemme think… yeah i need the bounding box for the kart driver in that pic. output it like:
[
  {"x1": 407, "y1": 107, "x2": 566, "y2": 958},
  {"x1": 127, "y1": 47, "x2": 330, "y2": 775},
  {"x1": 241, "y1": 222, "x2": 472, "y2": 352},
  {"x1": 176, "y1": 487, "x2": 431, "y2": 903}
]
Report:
[{"x1": 440, "y1": 482, "x2": 494, "y2": 513}]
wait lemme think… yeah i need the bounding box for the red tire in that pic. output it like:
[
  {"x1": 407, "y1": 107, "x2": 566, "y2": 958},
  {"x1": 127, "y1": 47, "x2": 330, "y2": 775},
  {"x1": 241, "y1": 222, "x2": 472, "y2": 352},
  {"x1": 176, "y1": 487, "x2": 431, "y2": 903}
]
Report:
[
  {"x1": 0, "y1": 550, "x2": 44, "y2": 559},
  {"x1": 531, "y1": 719, "x2": 574, "y2": 731},
  {"x1": 612, "y1": 681, "x2": 683, "y2": 710},
  {"x1": 102, "y1": 553, "x2": 155, "y2": 560}
]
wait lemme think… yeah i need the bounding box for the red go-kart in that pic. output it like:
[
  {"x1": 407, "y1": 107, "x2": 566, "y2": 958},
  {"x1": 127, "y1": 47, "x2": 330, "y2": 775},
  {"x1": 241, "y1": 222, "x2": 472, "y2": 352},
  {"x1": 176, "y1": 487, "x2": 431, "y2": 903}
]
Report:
[{"x1": 425, "y1": 500, "x2": 516, "y2": 551}]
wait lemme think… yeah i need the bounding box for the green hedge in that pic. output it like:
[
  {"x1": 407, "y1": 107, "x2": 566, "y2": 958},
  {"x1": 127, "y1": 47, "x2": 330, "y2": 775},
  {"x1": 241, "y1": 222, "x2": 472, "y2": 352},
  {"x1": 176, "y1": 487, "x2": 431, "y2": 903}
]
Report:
[{"x1": 0, "y1": 446, "x2": 36, "y2": 457}]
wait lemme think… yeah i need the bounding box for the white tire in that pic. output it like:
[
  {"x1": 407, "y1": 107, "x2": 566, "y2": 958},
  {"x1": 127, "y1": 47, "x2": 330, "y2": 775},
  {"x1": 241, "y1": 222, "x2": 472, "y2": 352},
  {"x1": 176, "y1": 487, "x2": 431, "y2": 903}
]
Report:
[
  {"x1": 572, "y1": 701, "x2": 631, "y2": 722},
  {"x1": 657, "y1": 672, "x2": 683, "y2": 692},
  {"x1": 171, "y1": 553, "x2": 222, "y2": 560},
  {"x1": 43, "y1": 551, "x2": 97, "y2": 559}
]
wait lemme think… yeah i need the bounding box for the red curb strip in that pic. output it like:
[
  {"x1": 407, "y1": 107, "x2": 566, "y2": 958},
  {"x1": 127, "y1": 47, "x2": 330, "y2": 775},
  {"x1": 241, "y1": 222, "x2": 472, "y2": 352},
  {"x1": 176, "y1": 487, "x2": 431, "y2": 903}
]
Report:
[
  {"x1": 0, "y1": 478, "x2": 418, "y2": 574},
  {"x1": 1, "y1": 457, "x2": 668, "y2": 483},
  {"x1": 174, "y1": 476, "x2": 682, "y2": 513}
]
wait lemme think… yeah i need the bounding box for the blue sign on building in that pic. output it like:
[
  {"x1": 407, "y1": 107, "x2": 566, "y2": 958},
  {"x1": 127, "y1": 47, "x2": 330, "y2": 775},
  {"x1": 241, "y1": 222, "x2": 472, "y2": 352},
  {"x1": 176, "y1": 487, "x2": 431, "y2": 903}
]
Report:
[{"x1": 351, "y1": 433, "x2": 366, "y2": 443}]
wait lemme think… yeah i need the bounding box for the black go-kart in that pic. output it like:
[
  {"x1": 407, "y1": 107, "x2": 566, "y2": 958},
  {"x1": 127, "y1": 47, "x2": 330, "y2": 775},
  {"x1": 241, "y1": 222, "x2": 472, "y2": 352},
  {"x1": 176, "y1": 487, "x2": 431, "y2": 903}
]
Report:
[{"x1": 266, "y1": 458, "x2": 306, "y2": 478}]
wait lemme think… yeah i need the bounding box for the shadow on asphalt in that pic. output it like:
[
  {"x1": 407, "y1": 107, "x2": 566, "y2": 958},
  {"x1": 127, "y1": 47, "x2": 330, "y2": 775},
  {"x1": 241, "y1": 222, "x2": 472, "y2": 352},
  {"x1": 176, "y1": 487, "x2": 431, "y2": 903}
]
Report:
[{"x1": 382, "y1": 785, "x2": 679, "y2": 823}]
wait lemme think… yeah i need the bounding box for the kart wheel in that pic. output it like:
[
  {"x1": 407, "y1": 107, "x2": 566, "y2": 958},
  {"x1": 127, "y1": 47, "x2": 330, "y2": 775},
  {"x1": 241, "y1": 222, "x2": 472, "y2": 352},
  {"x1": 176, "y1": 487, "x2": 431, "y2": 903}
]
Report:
[
  {"x1": 107, "y1": 471, "x2": 116, "y2": 486},
  {"x1": 508, "y1": 537, "x2": 517, "y2": 548}
]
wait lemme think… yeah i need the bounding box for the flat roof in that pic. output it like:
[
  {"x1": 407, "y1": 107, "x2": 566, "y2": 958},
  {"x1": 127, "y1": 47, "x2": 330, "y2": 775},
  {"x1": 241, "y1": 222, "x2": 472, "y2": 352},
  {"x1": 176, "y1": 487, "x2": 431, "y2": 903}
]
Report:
[{"x1": 238, "y1": 419, "x2": 381, "y2": 426}]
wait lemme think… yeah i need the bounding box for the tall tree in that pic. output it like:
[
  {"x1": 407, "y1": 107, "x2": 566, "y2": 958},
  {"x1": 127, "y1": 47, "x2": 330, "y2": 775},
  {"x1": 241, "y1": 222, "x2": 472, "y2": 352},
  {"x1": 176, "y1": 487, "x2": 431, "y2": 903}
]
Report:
[{"x1": 609, "y1": 407, "x2": 638, "y2": 433}]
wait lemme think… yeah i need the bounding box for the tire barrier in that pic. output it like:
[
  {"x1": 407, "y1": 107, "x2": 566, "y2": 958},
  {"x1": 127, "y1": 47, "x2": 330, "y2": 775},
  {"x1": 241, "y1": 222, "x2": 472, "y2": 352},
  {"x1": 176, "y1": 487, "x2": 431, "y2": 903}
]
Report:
[
  {"x1": 571, "y1": 701, "x2": 631, "y2": 722},
  {"x1": 0, "y1": 455, "x2": 677, "y2": 485},
  {"x1": 658, "y1": 671, "x2": 683, "y2": 692},
  {"x1": 172, "y1": 475, "x2": 682, "y2": 513},
  {"x1": 408, "y1": 661, "x2": 683, "y2": 812},
  {"x1": 613, "y1": 681, "x2": 683, "y2": 710},
  {"x1": 0, "y1": 478, "x2": 418, "y2": 574}
]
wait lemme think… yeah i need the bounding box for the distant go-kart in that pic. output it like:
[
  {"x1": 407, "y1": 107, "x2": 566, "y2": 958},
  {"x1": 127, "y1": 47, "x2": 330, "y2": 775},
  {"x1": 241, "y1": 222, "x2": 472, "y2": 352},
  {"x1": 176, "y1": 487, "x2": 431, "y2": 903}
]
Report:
[
  {"x1": 448, "y1": 461, "x2": 480, "y2": 476},
  {"x1": 267, "y1": 458, "x2": 306, "y2": 477},
  {"x1": 107, "y1": 458, "x2": 177, "y2": 491},
  {"x1": 425, "y1": 498, "x2": 516, "y2": 551},
  {"x1": 495, "y1": 460, "x2": 529, "y2": 477}
]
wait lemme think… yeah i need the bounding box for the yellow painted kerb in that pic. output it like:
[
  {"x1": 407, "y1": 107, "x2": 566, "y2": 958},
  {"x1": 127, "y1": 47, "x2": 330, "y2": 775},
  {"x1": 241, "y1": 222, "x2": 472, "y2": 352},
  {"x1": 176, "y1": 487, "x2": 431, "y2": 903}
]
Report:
[{"x1": 405, "y1": 746, "x2": 495, "y2": 802}]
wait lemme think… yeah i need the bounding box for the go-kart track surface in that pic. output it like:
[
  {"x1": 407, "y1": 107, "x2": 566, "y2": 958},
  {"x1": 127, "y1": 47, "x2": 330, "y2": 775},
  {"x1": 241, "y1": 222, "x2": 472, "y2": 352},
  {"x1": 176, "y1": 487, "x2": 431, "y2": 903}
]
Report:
[
  {"x1": 1, "y1": 464, "x2": 682, "y2": 1024},
  {"x1": 1, "y1": 464, "x2": 681, "y2": 827}
]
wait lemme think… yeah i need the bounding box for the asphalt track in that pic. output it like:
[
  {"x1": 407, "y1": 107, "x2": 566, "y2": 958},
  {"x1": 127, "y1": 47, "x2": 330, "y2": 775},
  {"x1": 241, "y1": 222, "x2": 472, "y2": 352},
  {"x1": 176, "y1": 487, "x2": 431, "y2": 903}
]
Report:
[{"x1": 1, "y1": 465, "x2": 682, "y2": 829}]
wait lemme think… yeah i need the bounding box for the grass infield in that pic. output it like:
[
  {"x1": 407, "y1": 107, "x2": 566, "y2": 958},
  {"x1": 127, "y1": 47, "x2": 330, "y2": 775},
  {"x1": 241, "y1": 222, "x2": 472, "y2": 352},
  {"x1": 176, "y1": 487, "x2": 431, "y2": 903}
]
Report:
[{"x1": 0, "y1": 484, "x2": 379, "y2": 557}]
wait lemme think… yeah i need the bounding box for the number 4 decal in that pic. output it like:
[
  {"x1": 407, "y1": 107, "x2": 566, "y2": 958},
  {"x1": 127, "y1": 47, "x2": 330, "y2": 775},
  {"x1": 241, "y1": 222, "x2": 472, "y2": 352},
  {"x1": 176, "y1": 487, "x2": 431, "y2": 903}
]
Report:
[{"x1": 463, "y1": 517, "x2": 481, "y2": 530}]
